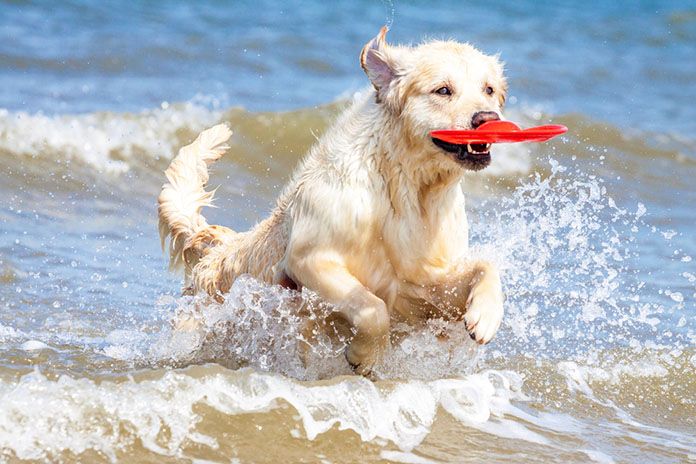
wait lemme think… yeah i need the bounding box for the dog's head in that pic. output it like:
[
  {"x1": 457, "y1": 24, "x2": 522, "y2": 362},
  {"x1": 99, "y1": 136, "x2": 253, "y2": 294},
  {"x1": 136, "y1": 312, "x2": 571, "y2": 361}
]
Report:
[{"x1": 361, "y1": 27, "x2": 507, "y2": 173}]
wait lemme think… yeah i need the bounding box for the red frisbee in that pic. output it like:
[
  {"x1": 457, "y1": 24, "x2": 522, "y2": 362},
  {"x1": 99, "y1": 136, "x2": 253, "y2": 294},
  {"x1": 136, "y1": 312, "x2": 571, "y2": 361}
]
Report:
[{"x1": 430, "y1": 120, "x2": 567, "y2": 144}]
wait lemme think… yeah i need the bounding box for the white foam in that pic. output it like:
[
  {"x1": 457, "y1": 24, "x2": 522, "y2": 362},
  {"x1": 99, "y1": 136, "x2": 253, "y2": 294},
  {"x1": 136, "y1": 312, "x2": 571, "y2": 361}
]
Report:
[
  {"x1": 0, "y1": 367, "x2": 531, "y2": 460},
  {"x1": 558, "y1": 359, "x2": 669, "y2": 391},
  {"x1": 19, "y1": 340, "x2": 50, "y2": 351},
  {"x1": 0, "y1": 101, "x2": 220, "y2": 173},
  {"x1": 0, "y1": 324, "x2": 22, "y2": 342}
]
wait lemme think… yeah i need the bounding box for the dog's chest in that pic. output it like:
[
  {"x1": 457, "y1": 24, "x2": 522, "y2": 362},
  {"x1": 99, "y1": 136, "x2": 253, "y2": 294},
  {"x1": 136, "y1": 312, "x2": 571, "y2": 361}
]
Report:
[{"x1": 384, "y1": 205, "x2": 469, "y2": 284}]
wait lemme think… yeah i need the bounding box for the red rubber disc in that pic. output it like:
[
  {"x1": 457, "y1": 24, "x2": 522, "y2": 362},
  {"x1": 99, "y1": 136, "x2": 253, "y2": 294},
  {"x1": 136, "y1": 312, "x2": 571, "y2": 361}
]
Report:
[{"x1": 430, "y1": 120, "x2": 568, "y2": 144}]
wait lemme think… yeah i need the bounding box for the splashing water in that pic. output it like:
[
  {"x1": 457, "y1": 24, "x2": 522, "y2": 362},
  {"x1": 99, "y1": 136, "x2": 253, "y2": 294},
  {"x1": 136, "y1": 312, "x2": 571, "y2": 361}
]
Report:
[
  {"x1": 473, "y1": 158, "x2": 692, "y2": 363},
  {"x1": 382, "y1": 0, "x2": 395, "y2": 29},
  {"x1": 101, "y1": 157, "x2": 692, "y2": 386}
]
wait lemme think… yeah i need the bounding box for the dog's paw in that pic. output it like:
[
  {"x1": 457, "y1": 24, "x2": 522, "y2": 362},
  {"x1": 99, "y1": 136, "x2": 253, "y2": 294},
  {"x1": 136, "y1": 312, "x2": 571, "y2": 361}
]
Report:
[
  {"x1": 345, "y1": 345, "x2": 378, "y2": 377},
  {"x1": 464, "y1": 286, "x2": 504, "y2": 344}
]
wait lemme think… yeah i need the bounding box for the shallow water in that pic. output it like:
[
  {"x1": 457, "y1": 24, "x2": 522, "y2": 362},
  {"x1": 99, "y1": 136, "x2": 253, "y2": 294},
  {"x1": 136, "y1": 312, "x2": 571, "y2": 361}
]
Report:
[{"x1": 1, "y1": 1, "x2": 695, "y2": 463}]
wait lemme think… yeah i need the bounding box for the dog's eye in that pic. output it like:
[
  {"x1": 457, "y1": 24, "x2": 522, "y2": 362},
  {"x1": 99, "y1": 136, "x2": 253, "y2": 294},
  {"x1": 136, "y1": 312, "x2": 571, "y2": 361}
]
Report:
[
  {"x1": 485, "y1": 86, "x2": 495, "y2": 96},
  {"x1": 434, "y1": 86, "x2": 452, "y2": 96}
]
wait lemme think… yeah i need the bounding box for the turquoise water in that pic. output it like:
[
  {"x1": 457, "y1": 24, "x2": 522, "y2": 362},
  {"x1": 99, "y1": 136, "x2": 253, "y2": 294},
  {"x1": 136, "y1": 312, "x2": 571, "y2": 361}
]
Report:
[{"x1": 0, "y1": 1, "x2": 694, "y2": 462}]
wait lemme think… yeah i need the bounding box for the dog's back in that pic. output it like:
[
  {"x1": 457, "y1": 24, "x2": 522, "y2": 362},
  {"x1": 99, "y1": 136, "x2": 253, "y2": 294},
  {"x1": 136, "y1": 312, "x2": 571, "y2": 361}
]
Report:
[
  {"x1": 190, "y1": 210, "x2": 290, "y2": 297},
  {"x1": 158, "y1": 89, "x2": 385, "y2": 299}
]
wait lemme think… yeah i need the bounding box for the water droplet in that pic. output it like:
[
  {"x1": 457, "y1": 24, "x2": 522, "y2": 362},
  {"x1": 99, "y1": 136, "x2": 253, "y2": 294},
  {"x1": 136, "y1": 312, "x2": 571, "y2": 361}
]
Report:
[{"x1": 635, "y1": 203, "x2": 646, "y2": 219}]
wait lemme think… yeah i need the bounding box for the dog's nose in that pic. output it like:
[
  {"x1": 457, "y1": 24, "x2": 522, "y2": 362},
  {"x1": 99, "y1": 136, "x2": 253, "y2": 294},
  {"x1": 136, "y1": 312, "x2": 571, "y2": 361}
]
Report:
[{"x1": 471, "y1": 111, "x2": 500, "y2": 129}]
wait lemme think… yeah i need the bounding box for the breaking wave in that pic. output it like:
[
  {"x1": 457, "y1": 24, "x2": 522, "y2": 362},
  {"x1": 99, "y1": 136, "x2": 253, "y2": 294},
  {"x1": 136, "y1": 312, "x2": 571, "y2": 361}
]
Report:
[{"x1": 3, "y1": 95, "x2": 691, "y2": 185}]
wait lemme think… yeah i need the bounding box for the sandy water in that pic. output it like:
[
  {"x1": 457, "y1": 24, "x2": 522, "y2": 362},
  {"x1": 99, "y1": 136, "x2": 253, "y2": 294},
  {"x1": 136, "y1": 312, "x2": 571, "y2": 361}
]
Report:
[{"x1": 1, "y1": 1, "x2": 695, "y2": 462}]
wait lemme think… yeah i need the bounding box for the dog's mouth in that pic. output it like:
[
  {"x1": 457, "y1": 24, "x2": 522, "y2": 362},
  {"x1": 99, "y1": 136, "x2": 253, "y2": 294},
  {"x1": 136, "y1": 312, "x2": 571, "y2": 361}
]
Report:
[{"x1": 431, "y1": 137, "x2": 492, "y2": 170}]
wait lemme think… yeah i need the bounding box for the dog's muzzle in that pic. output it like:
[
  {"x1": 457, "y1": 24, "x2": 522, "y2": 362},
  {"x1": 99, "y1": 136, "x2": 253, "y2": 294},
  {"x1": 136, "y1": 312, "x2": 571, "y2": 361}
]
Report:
[{"x1": 431, "y1": 137, "x2": 492, "y2": 161}]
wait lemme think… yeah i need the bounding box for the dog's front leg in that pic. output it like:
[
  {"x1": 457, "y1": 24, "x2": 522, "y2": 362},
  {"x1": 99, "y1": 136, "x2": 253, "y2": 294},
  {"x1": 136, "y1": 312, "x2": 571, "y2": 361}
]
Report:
[
  {"x1": 289, "y1": 254, "x2": 390, "y2": 376},
  {"x1": 430, "y1": 260, "x2": 504, "y2": 344}
]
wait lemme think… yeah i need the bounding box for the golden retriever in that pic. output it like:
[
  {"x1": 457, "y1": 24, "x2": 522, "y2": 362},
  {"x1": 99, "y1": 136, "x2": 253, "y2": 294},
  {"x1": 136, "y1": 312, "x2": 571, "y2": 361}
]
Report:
[{"x1": 158, "y1": 27, "x2": 506, "y2": 375}]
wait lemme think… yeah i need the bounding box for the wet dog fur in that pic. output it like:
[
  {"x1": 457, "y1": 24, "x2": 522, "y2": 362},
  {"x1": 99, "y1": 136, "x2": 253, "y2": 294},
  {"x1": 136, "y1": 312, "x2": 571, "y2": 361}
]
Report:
[{"x1": 158, "y1": 27, "x2": 506, "y2": 375}]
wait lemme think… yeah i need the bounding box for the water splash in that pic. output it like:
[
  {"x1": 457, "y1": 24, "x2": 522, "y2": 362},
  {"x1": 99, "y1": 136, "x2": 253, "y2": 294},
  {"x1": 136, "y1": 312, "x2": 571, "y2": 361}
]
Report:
[
  {"x1": 382, "y1": 0, "x2": 395, "y2": 29},
  {"x1": 104, "y1": 276, "x2": 481, "y2": 381},
  {"x1": 91, "y1": 156, "x2": 694, "y2": 383},
  {"x1": 472, "y1": 158, "x2": 691, "y2": 358}
]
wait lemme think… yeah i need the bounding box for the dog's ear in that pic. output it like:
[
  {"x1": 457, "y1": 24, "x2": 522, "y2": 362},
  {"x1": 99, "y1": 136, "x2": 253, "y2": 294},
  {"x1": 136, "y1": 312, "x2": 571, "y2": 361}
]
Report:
[{"x1": 360, "y1": 26, "x2": 396, "y2": 98}]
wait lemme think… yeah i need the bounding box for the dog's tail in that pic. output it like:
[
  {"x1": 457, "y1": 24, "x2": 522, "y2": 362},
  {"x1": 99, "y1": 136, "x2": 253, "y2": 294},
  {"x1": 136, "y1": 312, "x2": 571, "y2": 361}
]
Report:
[{"x1": 158, "y1": 123, "x2": 232, "y2": 271}]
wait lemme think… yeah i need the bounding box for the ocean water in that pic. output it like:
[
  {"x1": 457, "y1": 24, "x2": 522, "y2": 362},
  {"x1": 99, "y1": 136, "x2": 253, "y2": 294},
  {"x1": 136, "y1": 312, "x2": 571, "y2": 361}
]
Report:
[{"x1": 1, "y1": 1, "x2": 695, "y2": 462}]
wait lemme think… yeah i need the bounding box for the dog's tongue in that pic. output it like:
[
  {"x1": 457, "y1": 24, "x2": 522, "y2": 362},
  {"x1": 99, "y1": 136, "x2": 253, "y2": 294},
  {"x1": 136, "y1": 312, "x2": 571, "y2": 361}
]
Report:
[{"x1": 431, "y1": 120, "x2": 567, "y2": 144}]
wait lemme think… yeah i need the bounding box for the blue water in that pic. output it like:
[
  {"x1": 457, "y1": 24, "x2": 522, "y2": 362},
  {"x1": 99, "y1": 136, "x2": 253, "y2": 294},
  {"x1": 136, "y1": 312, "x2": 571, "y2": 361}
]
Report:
[{"x1": 2, "y1": 0, "x2": 695, "y2": 133}]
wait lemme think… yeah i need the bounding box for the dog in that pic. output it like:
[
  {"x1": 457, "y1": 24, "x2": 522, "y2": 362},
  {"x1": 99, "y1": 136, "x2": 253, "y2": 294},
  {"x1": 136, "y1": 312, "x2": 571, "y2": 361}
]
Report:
[{"x1": 158, "y1": 27, "x2": 506, "y2": 375}]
